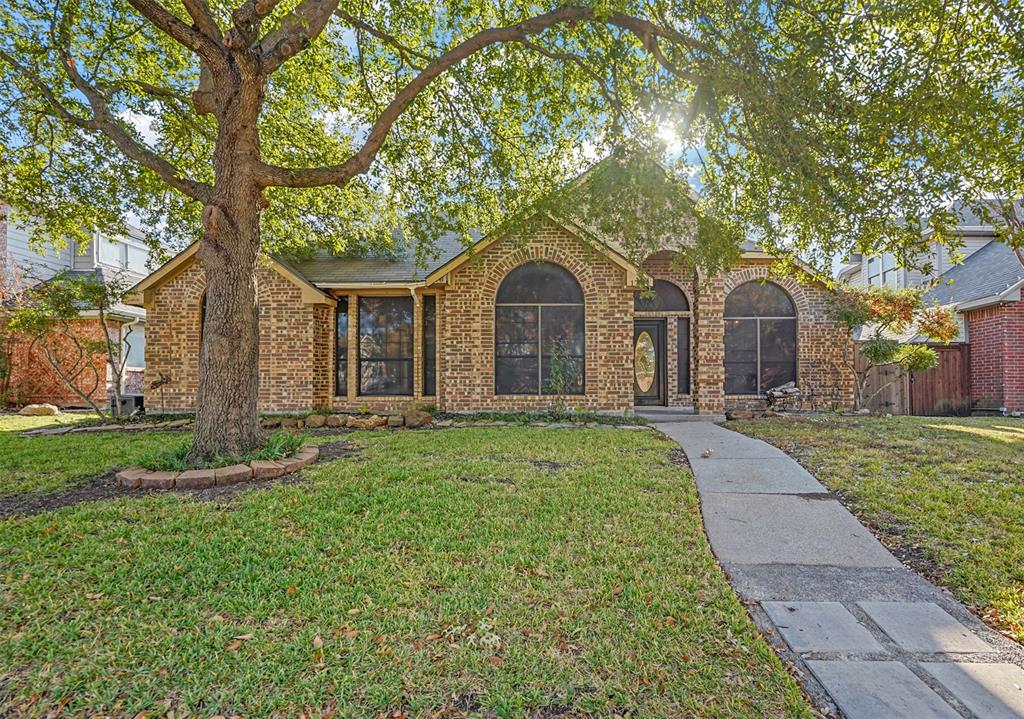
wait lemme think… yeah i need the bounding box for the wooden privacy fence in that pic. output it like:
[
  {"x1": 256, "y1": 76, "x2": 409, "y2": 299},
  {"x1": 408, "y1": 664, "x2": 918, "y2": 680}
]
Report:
[
  {"x1": 853, "y1": 343, "x2": 971, "y2": 416},
  {"x1": 909, "y1": 345, "x2": 971, "y2": 416}
]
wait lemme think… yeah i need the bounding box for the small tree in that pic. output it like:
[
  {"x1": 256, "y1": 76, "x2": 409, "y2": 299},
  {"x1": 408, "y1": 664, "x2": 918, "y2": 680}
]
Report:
[
  {"x1": 7, "y1": 270, "x2": 136, "y2": 416},
  {"x1": 0, "y1": 257, "x2": 32, "y2": 405},
  {"x1": 829, "y1": 285, "x2": 959, "y2": 412}
]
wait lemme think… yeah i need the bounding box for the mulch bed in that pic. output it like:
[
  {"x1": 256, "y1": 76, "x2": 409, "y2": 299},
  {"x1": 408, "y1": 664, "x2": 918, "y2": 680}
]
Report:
[{"x1": 0, "y1": 439, "x2": 358, "y2": 519}]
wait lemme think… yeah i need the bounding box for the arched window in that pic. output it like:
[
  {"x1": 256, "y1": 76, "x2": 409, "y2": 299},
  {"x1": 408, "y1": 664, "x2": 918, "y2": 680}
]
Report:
[
  {"x1": 724, "y1": 281, "x2": 797, "y2": 394},
  {"x1": 495, "y1": 262, "x2": 584, "y2": 395},
  {"x1": 634, "y1": 279, "x2": 689, "y2": 311}
]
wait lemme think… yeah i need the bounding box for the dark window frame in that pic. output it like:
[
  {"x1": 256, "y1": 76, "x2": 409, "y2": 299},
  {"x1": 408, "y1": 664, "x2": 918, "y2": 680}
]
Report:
[
  {"x1": 422, "y1": 295, "x2": 436, "y2": 397},
  {"x1": 634, "y1": 279, "x2": 690, "y2": 312},
  {"x1": 724, "y1": 282, "x2": 798, "y2": 395},
  {"x1": 676, "y1": 317, "x2": 690, "y2": 395},
  {"x1": 494, "y1": 262, "x2": 585, "y2": 396},
  {"x1": 358, "y1": 296, "x2": 414, "y2": 396},
  {"x1": 335, "y1": 297, "x2": 349, "y2": 397}
]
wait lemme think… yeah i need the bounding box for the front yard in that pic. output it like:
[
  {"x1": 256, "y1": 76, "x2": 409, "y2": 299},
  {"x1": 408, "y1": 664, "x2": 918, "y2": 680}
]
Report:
[
  {"x1": 729, "y1": 415, "x2": 1024, "y2": 643},
  {"x1": 0, "y1": 419, "x2": 813, "y2": 718}
]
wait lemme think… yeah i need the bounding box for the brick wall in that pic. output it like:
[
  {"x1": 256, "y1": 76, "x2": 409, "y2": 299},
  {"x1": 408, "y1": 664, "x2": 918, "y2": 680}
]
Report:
[
  {"x1": 439, "y1": 222, "x2": 634, "y2": 412},
  {"x1": 644, "y1": 259, "x2": 854, "y2": 413},
  {"x1": 7, "y1": 317, "x2": 114, "y2": 407},
  {"x1": 965, "y1": 301, "x2": 1024, "y2": 411},
  {"x1": 719, "y1": 264, "x2": 854, "y2": 411},
  {"x1": 144, "y1": 260, "x2": 329, "y2": 413},
  {"x1": 141, "y1": 228, "x2": 854, "y2": 416}
]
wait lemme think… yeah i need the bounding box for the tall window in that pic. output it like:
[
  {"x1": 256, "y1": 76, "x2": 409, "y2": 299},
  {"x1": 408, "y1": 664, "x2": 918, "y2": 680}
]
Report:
[
  {"x1": 335, "y1": 298, "x2": 349, "y2": 397},
  {"x1": 724, "y1": 282, "x2": 797, "y2": 394},
  {"x1": 634, "y1": 279, "x2": 689, "y2": 312},
  {"x1": 677, "y1": 318, "x2": 690, "y2": 394},
  {"x1": 359, "y1": 297, "x2": 413, "y2": 395},
  {"x1": 867, "y1": 253, "x2": 898, "y2": 287},
  {"x1": 422, "y1": 295, "x2": 436, "y2": 396},
  {"x1": 494, "y1": 262, "x2": 584, "y2": 395}
]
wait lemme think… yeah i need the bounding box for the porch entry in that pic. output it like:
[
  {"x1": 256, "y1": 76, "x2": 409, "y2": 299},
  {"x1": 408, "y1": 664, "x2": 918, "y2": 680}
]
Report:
[{"x1": 633, "y1": 319, "x2": 666, "y2": 405}]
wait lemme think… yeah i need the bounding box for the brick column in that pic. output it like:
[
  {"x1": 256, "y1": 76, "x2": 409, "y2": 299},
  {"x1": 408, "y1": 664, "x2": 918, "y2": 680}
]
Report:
[{"x1": 694, "y1": 275, "x2": 725, "y2": 414}]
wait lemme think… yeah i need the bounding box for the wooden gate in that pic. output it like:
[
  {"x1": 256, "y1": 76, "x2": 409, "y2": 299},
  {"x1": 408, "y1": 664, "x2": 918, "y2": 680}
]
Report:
[
  {"x1": 910, "y1": 345, "x2": 971, "y2": 416},
  {"x1": 854, "y1": 351, "x2": 909, "y2": 415}
]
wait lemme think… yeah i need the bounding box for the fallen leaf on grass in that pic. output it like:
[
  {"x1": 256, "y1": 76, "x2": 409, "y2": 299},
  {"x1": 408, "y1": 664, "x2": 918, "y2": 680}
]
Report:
[
  {"x1": 487, "y1": 655, "x2": 504, "y2": 666},
  {"x1": 313, "y1": 634, "x2": 323, "y2": 649}
]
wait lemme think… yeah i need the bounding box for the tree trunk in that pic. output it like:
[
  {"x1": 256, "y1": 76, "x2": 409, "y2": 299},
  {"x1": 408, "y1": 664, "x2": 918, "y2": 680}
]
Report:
[{"x1": 187, "y1": 75, "x2": 266, "y2": 462}]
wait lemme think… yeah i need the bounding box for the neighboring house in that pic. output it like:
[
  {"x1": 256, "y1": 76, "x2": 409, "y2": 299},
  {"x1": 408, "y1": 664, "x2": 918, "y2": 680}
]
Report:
[
  {"x1": 835, "y1": 203, "x2": 1024, "y2": 414},
  {"x1": 1, "y1": 201, "x2": 154, "y2": 409},
  {"x1": 127, "y1": 209, "x2": 855, "y2": 416}
]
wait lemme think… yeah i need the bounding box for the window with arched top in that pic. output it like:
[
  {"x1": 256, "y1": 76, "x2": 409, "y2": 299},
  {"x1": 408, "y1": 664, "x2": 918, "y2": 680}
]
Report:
[
  {"x1": 494, "y1": 262, "x2": 585, "y2": 395},
  {"x1": 634, "y1": 279, "x2": 689, "y2": 312},
  {"x1": 724, "y1": 281, "x2": 797, "y2": 394}
]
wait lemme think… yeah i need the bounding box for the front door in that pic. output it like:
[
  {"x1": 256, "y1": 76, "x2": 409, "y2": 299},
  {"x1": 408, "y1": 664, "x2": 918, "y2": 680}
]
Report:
[{"x1": 633, "y1": 320, "x2": 666, "y2": 405}]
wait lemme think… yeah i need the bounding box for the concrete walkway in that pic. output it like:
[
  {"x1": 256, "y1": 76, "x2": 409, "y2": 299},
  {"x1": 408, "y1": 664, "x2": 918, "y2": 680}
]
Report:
[{"x1": 653, "y1": 419, "x2": 1024, "y2": 719}]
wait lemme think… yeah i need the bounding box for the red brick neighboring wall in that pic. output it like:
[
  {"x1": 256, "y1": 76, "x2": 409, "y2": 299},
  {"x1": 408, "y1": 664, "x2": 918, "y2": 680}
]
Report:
[
  {"x1": 144, "y1": 261, "x2": 333, "y2": 413},
  {"x1": 438, "y1": 223, "x2": 634, "y2": 412},
  {"x1": 6, "y1": 318, "x2": 114, "y2": 407},
  {"x1": 965, "y1": 301, "x2": 1024, "y2": 412}
]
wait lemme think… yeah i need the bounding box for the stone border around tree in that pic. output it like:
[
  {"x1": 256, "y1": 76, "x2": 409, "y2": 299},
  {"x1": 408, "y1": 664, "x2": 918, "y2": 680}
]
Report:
[{"x1": 115, "y1": 445, "x2": 320, "y2": 490}]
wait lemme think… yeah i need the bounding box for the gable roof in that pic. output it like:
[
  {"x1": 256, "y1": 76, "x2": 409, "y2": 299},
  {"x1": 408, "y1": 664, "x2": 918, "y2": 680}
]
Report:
[
  {"x1": 289, "y1": 231, "x2": 477, "y2": 286},
  {"x1": 124, "y1": 243, "x2": 337, "y2": 308},
  {"x1": 924, "y1": 240, "x2": 1024, "y2": 308}
]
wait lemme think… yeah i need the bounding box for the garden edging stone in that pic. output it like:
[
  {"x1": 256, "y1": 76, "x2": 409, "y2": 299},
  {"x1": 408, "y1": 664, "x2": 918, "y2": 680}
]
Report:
[{"x1": 117, "y1": 444, "x2": 320, "y2": 490}]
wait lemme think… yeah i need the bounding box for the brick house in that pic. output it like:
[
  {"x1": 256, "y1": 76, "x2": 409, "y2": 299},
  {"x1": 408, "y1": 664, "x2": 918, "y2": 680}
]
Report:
[
  {"x1": 127, "y1": 215, "x2": 855, "y2": 415},
  {"x1": 836, "y1": 203, "x2": 1024, "y2": 414},
  {"x1": 1, "y1": 202, "x2": 154, "y2": 409}
]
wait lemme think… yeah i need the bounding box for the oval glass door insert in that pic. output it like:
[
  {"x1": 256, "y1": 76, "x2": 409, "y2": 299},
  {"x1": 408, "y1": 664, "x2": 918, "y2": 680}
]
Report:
[{"x1": 634, "y1": 331, "x2": 656, "y2": 392}]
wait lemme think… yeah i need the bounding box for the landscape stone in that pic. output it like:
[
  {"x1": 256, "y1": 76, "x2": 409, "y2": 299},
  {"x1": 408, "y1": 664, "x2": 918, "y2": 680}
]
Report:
[
  {"x1": 116, "y1": 467, "x2": 148, "y2": 488},
  {"x1": 260, "y1": 418, "x2": 282, "y2": 429},
  {"x1": 858, "y1": 602, "x2": 993, "y2": 653},
  {"x1": 281, "y1": 418, "x2": 304, "y2": 430},
  {"x1": 250, "y1": 460, "x2": 285, "y2": 480},
  {"x1": 305, "y1": 414, "x2": 326, "y2": 428},
  {"x1": 387, "y1": 415, "x2": 405, "y2": 428},
  {"x1": 402, "y1": 409, "x2": 433, "y2": 428},
  {"x1": 300, "y1": 444, "x2": 319, "y2": 459},
  {"x1": 280, "y1": 456, "x2": 305, "y2": 473},
  {"x1": 140, "y1": 471, "x2": 178, "y2": 490},
  {"x1": 434, "y1": 419, "x2": 454, "y2": 428},
  {"x1": 347, "y1": 414, "x2": 386, "y2": 429},
  {"x1": 806, "y1": 661, "x2": 961, "y2": 719},
  {"x1": 762, "y1": 601, "x2": 886, "y2": 654},
  {"x1": 176, "y1": 469, "x2": 216, "y2": 490},
  {"x1": 325, "y1": 414, "x2": 346, "y2": 428},
  {"x1": 18, "y1": 403, "x2": 60, "y2": 416},
  {"x1": 215, "y1": 463, "x2": 253, "y2": 485},
  {"x1": 922, "y1": 662, "x2": 1024, "y2": 719}
]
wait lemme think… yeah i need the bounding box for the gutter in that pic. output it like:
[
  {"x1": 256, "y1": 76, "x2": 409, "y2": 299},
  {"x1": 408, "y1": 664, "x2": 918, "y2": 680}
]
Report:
[{"x1": 954, "y1": 278, "x2": 1024, "y2": 312}]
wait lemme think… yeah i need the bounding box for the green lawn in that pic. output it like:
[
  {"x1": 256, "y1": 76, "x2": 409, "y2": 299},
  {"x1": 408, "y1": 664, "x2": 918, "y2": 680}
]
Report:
[
  {"x1": 0, "y1": 426, "x2": 814, "y2": 718},
  {"x1": 0, "y1": 414, "x2": 189, "y2": 497},
  {"x1": 729, "y1": 415, "x2": 1024, "y2": 642}
]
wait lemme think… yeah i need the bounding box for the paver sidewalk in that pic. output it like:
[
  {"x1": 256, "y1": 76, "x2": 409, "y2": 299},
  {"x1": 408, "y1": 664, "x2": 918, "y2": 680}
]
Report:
[{"x1": 654, "y1": 419, "x2": 1024, "y2": 719}]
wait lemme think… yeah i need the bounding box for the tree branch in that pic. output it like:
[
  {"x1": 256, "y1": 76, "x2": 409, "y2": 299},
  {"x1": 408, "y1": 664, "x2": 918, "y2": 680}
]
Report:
[
  {"x1": 256, "y1": 6, "x2": 709, "y2": 188},
  {"x1": 125, "y1": 0, "x2": 222, "y2": 60},
  {"x1": 228, "y1": 0, "x2": 285, "y2": 48},
  {"x1": 180, "y1": 0, "x2": 223, "y2": 44},
  {"x1": 258, "y1": 0, "x2": 339, "y2": 73},
  {"x1": 0, "y1": 49, "x2": 213, "y2": 203}
]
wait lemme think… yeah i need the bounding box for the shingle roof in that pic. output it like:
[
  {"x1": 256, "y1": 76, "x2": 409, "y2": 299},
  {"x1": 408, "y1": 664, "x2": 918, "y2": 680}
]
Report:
[
  {"x1": 924, "y1": 240, "x2": 1024, "y2": 306},
  {"x1": 286, "y1": 231, "x2": 478, "y2": 285}
]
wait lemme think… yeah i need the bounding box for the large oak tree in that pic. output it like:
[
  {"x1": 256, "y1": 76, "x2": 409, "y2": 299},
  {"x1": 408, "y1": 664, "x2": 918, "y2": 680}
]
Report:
[{"x1": 1, "y1": 0, "x2": 1017, "y2": 459}]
